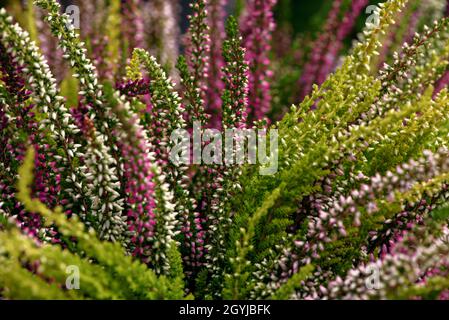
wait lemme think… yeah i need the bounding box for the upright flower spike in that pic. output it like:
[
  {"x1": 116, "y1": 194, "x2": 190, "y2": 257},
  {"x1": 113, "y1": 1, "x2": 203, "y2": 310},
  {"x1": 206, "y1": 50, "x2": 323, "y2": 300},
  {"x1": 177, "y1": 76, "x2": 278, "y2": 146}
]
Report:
[
  {"x1": 132, "y1": 49, "x2": 196, "y2": 273},
  {"x1": 34, "y1": 0, "x2": 116, "y2": 129},
  {"x1": 366, "y1": 18, "x2": 449, "y2": 123},
  {"x1": 221, "y1": 17, "x2": 249, "y2": 129},
  {"x1": 218, "y1": 15, "x2": 250, "y2": 207},
  {"x1": 0, "y1": 109, "x2": 44, "y2": 241},
  {"x1": 297, "y1": 0, "x2": 343, "y2": 101},
  {"x1": 205, "y1": 0, "x2": 227, "y2": 129},
  {"x1": 0, "y1": 27, "x2": 76, "y2": 243},
  {"x1": 133, "y1": 49, "x2": 186, "y2": 169},
  {"x1": 402, "y1": 1, "x2": 423, "y2": 44},
  {"x1": 240, "y1": 0, "x2": 276, "y2": 123},
  {"x1": 226, "y1": 0, "x2": 412, "y2": 298},
  {"x1": 0, "y1": 42, "x2": 29, "y2": 105},
  {"x1": 31, "y1": 1, "x2": 128, "y2": 242},
  {"x1": 151, "y1": 166, "x2": 179, "y2": 274},
  {"x1": 375, "y1": 1, "x2": 417, "y2": 68},
  {"x1": 374, "y1": 0, "x2": 448, "y2": 70},
  {"x1": 331, "y1": 0, "x2": 369, "y2": 67},
  {"x1": 145, "y1": 32, "x2": 205, "y2": 272},
  {"x1": 2, "y1": 145, "x2": 187, "y2": 300},
  {"x1": 0, "y1": 52, "x2": 45, "y2": 239},
  {"x1": 183, "y1": 0, "x2": 210, "y2": 126},
  {"x1": 106, "y1": 91, "x2": 158, "y2": 269},
  {"x1": 0, "y1": 10, "x2": 88, "y2": 215},
  {"x1": 297, "y1": 0, "x2": 367, "y2": 102},
  {"x1": 200, "y1": 16, "x2": 250, "y2": 297}
]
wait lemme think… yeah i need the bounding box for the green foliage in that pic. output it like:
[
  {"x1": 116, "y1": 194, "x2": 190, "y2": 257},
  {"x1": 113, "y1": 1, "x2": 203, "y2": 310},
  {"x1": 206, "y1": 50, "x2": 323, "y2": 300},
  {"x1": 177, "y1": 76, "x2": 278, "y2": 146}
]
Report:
[
  {"x1": 270, "y1": 265, "x2": 315, "y2": 300},
  {"x1": 3, "y1": 0, "x2": 449, "y2": 301},
  {"x1": 60, "y1": 71, "x2": 79, "y2": 107},
  {"x1": 0, "y1": 147, "x2": 188, "y2": 300}
]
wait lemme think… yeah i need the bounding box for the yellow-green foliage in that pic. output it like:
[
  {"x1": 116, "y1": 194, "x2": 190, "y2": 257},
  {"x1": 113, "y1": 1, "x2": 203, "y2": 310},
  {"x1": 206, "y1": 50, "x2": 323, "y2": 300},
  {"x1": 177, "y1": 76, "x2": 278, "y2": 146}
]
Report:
[
  {"x1": 0, "y1": 147, "x2": 189, "y2": 300},
  {"x1": 126, "y1": 50, "x2": 143, "y2": 81},
  {"x1": 3, "y1": 0, "x2": 449, "y2": 301},
  {"x1": 60, "y1": 71, "x2": 79, "y2": 107}
]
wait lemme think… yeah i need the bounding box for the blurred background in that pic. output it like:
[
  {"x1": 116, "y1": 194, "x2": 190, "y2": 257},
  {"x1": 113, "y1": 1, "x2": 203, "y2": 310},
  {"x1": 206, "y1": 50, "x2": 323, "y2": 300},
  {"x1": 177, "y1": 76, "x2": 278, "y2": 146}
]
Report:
[
  {"x1": 0, "y1": 0, "x2": 391, "y2": 118},
  {"x1": 0, "y1": 0, "x2": 384, "y2": 35}
]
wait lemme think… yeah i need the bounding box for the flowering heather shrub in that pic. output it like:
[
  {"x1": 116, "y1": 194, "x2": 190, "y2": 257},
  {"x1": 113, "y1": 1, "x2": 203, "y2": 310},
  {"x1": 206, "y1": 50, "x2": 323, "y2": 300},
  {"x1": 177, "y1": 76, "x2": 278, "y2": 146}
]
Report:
[{"x1": 2, "y1": 0, "x2": 449, "y2": 301}]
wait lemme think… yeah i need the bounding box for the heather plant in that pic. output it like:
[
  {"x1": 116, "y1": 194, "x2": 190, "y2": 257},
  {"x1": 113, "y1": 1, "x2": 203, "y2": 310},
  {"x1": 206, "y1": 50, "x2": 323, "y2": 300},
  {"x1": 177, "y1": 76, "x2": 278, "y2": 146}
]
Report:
[{"x1": 2, "y1": 0, "x2": 449, "y2": 301}]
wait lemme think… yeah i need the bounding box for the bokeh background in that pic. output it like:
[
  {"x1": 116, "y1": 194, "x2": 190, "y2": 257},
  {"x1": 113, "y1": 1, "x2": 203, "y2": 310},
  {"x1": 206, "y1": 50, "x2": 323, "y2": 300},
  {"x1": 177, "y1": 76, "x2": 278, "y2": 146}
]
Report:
[{"x1": 0, "y1": 0, "x2": 384, "y2": 35}]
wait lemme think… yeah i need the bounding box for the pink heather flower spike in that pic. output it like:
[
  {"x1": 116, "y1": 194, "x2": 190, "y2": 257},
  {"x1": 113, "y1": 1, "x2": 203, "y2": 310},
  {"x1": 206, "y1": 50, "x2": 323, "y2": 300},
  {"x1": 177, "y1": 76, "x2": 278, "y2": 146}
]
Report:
[
  {"x1": 0, "y1": 42, "x2": 57, "y2": 241},
  {"x1": 297, "y1": 0, "x2": 343, "y2": 102},
  {"x1": 240, "y1": 0, "x2": 277, "y2": 124},
  {"x1": 298, "y1": 0, "x2": 367, "y2": 102},
  {"x1": 205, "y1": 0, "x2": 227, "y2": 129},
  {"x1": 326, "y1": 225, "x2": 449, "y2": 300},
  {"x1": 116, "y1": 78, "x2": 151, "y2": 97},
  {"x1": 118, "y1": 119, "x2": 158, "y2": 267},
  {"x1": 255, "y1": 148, "x2": 449, "y2": 299},
  {"x1": 111, "y1": 89, "x2": 179, "y2": 274},
  {"x1": 222, "y1": 16, "x2": 249, "y2": 130},
  {"x1": 433, "y1": 1, "x2": 449, "y2": 96},
  {"x1": 435, "y1": 70, "x2": 449, "y2": 96},
  {"x1": 183, "y1": 0, "x2": 211, "y2": 127}
]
